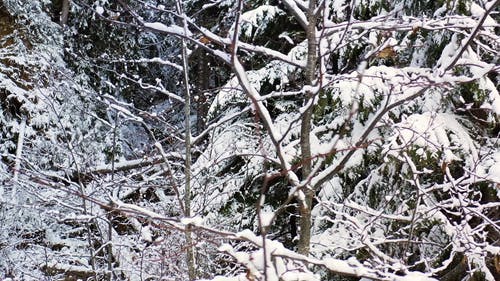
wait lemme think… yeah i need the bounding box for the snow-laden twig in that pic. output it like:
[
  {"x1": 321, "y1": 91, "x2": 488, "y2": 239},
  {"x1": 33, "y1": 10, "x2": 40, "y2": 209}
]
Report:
[{"x1": 441, "y1": 0, "x2": 500, "y2": 74}]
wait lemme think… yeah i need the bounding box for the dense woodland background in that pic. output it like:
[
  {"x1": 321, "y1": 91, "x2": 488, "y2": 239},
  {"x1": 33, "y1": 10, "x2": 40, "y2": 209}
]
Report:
[{"x1": 0, "y1": 0, "x2": 499, "y2": 280}]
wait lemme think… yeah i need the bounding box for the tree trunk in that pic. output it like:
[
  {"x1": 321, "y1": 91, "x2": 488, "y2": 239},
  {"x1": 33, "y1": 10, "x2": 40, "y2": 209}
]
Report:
[
  {"x1": 196, "y1": 51, "x2": 210, "y2": 133},
  {"x1": 176, "y1": 0, "x2": 196, "y2": 279},
  {"x1": 60, "y1": 0, "x2": 70, "y2": 26},
  {"x1": 297, "y1": 0, "x2": 318, "y2": 256}
]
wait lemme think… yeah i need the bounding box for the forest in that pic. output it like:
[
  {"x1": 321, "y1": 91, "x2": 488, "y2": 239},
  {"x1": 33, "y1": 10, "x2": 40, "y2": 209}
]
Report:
[{"x1": 0, "y1": 0, "x2": 499, "y2": 280}]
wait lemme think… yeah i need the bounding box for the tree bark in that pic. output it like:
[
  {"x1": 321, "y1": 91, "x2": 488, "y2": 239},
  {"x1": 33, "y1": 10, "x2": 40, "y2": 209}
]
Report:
[
  {"x1": 60, "y1": 0, "x2": 70, "y2": 26},
  {"x1": 196, "y1": 51, "x2": 210, "y2": 133},
  {"x1": 176, "y1": 0, "x2": 196, "y2": 279},
  {"x1": 297, "y1": 0, "x2": 318, "y2": 256}
]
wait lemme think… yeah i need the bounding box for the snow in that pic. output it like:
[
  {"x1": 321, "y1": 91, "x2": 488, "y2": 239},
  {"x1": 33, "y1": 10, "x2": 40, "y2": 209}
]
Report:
[
  {"x1": 45, "y1": 261, "x2": 95, "y2": 274},
  {"x1": 236, "y1": 5, "x2": 284, "y2": 38},
  {"x1": 281, "y1": 0, "x2": 308, "y2": 27},
  {"x1": 109, "y1": 104, "x2": 143, "y2": 121},
  {"x1": 433, "y1": 6, "x2": 447, "y2": 17},
  {"x1": 180, "y1": 216, "x2": 204, "y2": 226},
  {"x1": 471, "y1": 3, "x2": 496, "y2": 32},
  {"x1": 391, "y1": 112, "x2": 478, "y2": 162},
  {"x1": 95, "y1": 6, "x2": 104, "y2": 15},
  {"x1": 202, "y1": 276, "x2": 246, "y2": 281},
  {"x1": 213, "y1": 49, "x2": 231, "y2": 63},
  {"x1": 395, "y1": 271, "x2": 437, "y2": 281},
  {"x1": 144, "y1": 22, "x2": 192, "y2": 37},
  {"x1": 45, "y1": 229, "x2": 88, "y2": 248},
  {"x1": 259, "y1": 211, "x2": 274, "y2": 227},
  {"x1": 2, "y1": 0, "x2": 498, "y2": 280},
  {"x1": 487, "y1": 152, "x2": 500, "y2": 182},
  {"x1": 331, "y1": 0, "x2": 348, "y2": 19},
  {"x1": 279, "y1": 32, "x2": 294, "y2": 44},
  {"x1": 280, "y1": 272, "x2": 320, "y2": 281},
  {"x1": 12, "y1": 117, "x2": 26, "y2": 183},
  {"x1": 62, "y1": 214, "x2": 94, "y2": 221},
  {"x1": 112, "y1": 200, "x2": 166, "y2": 220},
  {"x1": 140, "y1": 225, "x2": 153, "y2": 242}
]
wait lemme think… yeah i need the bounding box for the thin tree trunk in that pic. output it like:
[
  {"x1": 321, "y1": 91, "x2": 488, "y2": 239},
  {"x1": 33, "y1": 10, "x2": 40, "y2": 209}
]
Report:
[
  {"x1": 196, "y1": 52, "x2": 210, "y2": 133},
  {"x1": 107, "y1": 114, "x2": 119, "y2": 280},
  {"x1": 297, "y1": 0, "x2": 318, "y2": 256},
  {"x1": 60, "y1": 0, "x2": 70, "y2": 26},
  {"x1": 176, "y1": 0, "x2": 196, "y2": 279}
]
